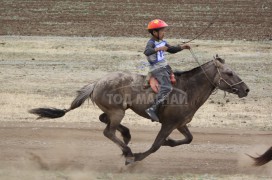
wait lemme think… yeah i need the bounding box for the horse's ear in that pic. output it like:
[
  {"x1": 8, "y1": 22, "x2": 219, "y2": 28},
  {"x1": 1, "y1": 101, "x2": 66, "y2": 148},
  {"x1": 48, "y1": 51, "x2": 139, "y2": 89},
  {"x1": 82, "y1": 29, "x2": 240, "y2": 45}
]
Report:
[
  {"x1": 218, "y1": 58, "x2": 225, "y2": 64},
  {"x1": 215, "y1": 54, "x2": 225, "y2": 64}
]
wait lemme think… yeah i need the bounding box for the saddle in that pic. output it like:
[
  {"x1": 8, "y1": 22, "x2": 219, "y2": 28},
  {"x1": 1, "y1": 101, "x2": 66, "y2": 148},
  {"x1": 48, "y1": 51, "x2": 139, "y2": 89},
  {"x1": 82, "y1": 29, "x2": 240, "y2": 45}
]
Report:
[{"x1": 143, "y1": 72, "x2": 176, "y2": 93}]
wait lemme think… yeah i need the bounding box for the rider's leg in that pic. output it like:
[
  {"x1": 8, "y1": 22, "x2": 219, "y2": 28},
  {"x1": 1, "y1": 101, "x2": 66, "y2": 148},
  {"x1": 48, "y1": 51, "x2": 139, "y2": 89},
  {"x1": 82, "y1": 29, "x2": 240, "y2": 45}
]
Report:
[{"x1": 145, "y1": 68, "x2": 172, "y2": 122}]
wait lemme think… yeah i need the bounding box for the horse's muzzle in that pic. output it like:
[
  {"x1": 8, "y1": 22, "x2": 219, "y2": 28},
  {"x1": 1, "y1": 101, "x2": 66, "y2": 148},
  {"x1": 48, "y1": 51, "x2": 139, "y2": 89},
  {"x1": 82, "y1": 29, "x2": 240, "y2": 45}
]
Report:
[{"x1": 237, "y1": 83, "x2": 250, "y2": 98}]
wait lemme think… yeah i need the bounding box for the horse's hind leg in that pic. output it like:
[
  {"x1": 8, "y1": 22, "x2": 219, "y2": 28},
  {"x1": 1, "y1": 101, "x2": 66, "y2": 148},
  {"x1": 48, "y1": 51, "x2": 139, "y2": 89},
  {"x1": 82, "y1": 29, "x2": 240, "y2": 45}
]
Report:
[
  {"x1": 99, "y1": 113, "x2": 109, "y2": 124},
  {"x1": 117, "y1": 124, "x2": 131, "y2": 145},
  {"x1": 101, "y1": 110, "x2": 134, "y2": 164},
  {"x1": 99, "y1": 113, "x2": 131, "y2": 145}
]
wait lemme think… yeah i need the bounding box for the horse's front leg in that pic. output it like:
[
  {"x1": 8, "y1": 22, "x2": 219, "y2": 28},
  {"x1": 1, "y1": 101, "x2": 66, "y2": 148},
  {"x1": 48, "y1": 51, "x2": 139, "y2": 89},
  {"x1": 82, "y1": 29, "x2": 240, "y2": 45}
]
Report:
[
  {"x1": 132, "y1": 124, "x2": 174, "y2": 163},
  {"x1": 162, "y1": 125, "x2": 193, "y2": 147}
]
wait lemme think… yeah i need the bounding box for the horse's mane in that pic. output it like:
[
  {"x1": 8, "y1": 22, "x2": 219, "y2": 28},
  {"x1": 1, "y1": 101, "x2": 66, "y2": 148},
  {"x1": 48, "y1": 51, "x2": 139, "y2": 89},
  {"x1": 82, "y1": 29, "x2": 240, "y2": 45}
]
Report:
[{"x1": 173, "y1": 60, "x2": 213, "y2": 77}]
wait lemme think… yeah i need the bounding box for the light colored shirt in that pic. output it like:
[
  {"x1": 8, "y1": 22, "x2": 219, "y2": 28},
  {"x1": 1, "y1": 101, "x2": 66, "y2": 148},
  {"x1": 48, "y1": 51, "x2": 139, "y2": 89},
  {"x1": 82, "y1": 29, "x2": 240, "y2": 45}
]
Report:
[{"x1": 144, "y1": 38, "x2": 182, "y2": 72}]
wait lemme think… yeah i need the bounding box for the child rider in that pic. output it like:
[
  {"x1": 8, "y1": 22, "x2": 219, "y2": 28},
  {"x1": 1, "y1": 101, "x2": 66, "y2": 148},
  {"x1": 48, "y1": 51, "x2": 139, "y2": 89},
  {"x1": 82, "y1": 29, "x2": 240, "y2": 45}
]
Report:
[{"x1": 144, "y1": 19, "x2": 191, "y2": 122}]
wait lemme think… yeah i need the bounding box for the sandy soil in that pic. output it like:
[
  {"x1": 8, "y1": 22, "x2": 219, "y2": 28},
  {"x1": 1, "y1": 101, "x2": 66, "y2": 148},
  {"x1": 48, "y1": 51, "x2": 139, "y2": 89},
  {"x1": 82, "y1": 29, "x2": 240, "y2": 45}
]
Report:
[
  {"x1": 0, "y1": 36, "x2": 271, "y2": 179},
  {"x1": 0, "y1": 121, "x2": 271, "y2": 180}
]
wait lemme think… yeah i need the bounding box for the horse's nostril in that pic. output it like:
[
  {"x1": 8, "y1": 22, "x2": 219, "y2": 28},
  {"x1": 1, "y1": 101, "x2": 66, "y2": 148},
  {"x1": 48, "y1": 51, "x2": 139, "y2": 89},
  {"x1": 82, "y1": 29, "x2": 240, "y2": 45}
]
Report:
[
  {"x1": 245, "y1": 89, "x2": 250, "y2": 93},
  {"x1": 232, "y1": 88, "x2": 239, "y2": 93}
]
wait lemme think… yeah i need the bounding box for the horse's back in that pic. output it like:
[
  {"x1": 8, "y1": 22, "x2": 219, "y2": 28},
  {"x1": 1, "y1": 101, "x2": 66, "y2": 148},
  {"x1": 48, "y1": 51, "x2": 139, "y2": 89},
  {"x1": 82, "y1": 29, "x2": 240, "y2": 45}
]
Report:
[
  {"x1": 92, "y1": 72, "x2": 145, "y2": 107},
  {"x1": 96, "y1": 71, "x2": 143, "y2": 87}
]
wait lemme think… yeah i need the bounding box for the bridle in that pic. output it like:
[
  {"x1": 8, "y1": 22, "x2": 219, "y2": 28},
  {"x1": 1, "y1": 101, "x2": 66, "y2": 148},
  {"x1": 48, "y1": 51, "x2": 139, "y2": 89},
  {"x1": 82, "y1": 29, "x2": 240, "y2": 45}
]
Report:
[
  {"x1": 189, "y1": 49, "x2": 244, "y2": 94},
  {"x1": 214, "y1": 62, "x2": 244, "y2": 93}
]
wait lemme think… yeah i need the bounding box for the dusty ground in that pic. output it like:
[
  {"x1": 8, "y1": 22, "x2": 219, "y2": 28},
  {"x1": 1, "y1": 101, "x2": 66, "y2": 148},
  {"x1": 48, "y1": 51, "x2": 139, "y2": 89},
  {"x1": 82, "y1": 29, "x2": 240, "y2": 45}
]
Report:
[
  {"x1": 0, "y1": 121, "x2": 271, "y2": 180},
  {"x1": 0, "y1": 36, "x2": 271, "y2": 179}
]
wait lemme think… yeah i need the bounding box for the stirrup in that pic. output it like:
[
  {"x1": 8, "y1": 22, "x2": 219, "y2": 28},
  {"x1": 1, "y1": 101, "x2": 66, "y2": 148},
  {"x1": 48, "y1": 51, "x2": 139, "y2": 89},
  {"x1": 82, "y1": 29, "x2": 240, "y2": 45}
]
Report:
[{"x1": 145, "y1": 108, "x2": 159, "y2": 122}]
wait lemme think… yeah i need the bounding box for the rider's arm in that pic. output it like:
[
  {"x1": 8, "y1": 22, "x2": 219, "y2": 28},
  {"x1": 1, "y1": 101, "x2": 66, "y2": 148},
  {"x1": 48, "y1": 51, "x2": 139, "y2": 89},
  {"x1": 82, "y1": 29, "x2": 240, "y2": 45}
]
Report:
[
  {"x1": 166, "y1": 43, "x2": 183, "y2": 54},
  {"x1": 144, "y1": 40, "x2": 156, "y2": 56},
  {"x1": 144, "y1": 40, "x2": 167, "y2": 55}
]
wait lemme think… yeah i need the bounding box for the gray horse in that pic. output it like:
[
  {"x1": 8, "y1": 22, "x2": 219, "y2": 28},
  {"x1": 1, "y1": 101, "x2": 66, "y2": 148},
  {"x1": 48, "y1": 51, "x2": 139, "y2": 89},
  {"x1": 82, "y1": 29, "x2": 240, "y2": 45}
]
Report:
[{"x1": 29, "y1": 56, "x2": 250, "y2": 165}]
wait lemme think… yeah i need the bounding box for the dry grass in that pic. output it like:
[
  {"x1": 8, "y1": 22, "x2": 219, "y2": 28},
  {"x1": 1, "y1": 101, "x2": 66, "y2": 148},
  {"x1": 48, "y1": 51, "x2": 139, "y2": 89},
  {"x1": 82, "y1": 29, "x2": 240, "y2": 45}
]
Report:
[{"x1": 0, "y1": 36, "x2": 271, "y2": 130}]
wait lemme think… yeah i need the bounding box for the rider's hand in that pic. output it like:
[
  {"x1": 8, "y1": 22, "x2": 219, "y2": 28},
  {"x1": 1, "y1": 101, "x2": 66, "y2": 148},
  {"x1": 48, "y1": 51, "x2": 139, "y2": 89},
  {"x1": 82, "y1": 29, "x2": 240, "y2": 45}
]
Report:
[
  {"x1": 180, "y1": 44, "x2": 191, "y2": 50},
  {"x1": 155, "y1": 46, "x2": 168, "y2": 52}
]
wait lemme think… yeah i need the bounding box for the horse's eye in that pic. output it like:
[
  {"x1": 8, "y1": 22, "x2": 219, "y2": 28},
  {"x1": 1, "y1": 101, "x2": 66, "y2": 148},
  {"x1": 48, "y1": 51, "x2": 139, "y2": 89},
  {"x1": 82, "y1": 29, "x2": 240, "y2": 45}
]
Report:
[{"x1": 226, "y1": 71, "x2": 233, "y2": 76}]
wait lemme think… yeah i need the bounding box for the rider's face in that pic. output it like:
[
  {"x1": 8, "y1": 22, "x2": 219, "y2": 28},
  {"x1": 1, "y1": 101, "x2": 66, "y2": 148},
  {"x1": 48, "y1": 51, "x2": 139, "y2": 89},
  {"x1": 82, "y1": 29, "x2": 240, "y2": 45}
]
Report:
[
  {"x1": 158, "y1": 28, "x2": 166, "y2": 39},
  {"x1": 154, "y1": 28, "x2": 166, "y2": 40}
]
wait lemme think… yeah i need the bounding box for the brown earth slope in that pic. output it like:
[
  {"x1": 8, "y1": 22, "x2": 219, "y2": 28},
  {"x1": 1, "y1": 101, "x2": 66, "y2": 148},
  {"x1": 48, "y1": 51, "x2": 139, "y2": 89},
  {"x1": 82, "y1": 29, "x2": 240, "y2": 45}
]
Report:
[{"x1": 0, "y1": 0, "x2": 271, "y2": 40}]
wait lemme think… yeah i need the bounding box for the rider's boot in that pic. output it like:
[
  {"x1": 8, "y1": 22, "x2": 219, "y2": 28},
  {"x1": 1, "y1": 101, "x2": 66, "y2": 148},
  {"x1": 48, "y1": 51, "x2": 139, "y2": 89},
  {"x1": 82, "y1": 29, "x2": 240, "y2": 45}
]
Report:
[{"x1": 145, "y1": 103, "x2": 160, "y2": 122}]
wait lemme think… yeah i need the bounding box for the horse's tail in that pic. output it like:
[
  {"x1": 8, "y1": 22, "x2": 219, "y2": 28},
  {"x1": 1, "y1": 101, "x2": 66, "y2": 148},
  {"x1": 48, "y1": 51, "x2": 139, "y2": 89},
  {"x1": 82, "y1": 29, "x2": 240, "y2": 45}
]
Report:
[
  {"x1": 29, "y1": 82, "x2": 97, "y2": 119},
  {"x1": 247, "y1": 146, "x2": 272, "y2": 166}
]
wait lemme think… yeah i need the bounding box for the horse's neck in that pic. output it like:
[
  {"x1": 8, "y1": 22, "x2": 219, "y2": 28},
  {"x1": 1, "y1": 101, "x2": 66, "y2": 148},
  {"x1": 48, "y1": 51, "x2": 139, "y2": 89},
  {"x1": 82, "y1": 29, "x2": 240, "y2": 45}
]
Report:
[{"x1": 178, "y1": 62, "x2": 216, "y2": 109}]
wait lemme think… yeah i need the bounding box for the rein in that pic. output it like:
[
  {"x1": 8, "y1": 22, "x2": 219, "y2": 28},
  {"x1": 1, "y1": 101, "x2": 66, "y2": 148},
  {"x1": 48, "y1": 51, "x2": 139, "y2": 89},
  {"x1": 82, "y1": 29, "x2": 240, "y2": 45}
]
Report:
[
  {"x1": 182, "y1": 15, "x2": 219, "y2": 44},
  {"x1": 189, "y1": 49, "x2": 217, "y2": 88},
  {"x1": 189, "y1": 49, "x2": 244, "y2": 94}
]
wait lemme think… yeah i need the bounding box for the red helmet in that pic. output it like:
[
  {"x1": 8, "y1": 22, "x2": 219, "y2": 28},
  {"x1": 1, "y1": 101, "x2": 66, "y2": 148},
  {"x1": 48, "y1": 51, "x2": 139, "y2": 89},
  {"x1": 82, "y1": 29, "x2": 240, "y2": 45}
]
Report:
[{"x1": 147, "y1": 19, "x2": 168, "y2": 30}]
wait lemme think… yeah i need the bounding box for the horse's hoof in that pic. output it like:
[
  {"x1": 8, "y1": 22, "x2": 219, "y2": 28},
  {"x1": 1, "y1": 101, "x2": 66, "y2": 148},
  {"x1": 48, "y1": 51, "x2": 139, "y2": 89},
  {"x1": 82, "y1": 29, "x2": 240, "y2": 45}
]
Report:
[{"x1": 125, "y1": 156, "x2": 135, "y2": 165}]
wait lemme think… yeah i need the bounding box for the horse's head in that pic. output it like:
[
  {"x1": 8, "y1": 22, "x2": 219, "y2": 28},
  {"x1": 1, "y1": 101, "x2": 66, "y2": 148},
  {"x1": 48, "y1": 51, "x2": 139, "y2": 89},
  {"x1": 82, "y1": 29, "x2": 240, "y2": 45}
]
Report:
[{"x1": 213, "y1": 55, "x2": 249, "y2": 98}]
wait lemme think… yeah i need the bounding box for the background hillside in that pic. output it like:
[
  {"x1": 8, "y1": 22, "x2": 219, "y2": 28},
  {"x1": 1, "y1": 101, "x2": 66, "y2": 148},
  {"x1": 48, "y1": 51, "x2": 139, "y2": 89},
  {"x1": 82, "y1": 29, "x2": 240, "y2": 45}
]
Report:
[{"x1": 1, "y1": 0, "x2": 271, "y2": 40}]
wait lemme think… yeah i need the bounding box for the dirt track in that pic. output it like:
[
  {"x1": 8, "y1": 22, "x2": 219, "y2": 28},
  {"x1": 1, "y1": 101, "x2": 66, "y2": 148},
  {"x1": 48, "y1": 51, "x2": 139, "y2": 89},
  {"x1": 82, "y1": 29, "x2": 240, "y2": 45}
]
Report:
[{"x1": 0, "y1": 121, "x2": 271, "y2": 179}]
